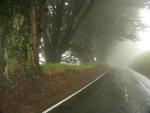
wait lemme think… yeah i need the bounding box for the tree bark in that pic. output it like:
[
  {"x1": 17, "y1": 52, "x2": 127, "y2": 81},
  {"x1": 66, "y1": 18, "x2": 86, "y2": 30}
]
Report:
[
  {"x1": 42, "y1": 0, "x2": 65, "y2": 63},
  {"x1": 0, "y1": 26, "x2": 4, "y2": 77},
  {"x1": 28, "y1": 8, "x2": 38, "y2": 66},
  {"x1": 41, "y1": 4, "x2": 52, "y2": 63},
  {"x1": 26, "y1": 7, "x2": 42, "y2": 76}
]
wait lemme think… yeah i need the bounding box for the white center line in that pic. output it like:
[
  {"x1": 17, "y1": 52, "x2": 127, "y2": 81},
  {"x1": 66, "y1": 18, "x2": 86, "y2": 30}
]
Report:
[{"x1": 124, "y1": 85, "x2": 128, "y2": 102}]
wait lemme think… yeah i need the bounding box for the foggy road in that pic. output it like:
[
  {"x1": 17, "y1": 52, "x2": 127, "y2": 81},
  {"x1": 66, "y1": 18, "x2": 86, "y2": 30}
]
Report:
[{"x1": 46, "y1": 68, "x2": 150, "y2": 113}]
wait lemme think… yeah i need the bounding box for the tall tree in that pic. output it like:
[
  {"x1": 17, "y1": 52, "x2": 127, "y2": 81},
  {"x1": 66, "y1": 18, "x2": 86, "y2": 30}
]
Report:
[
  {"x1": 71, "y1": 0, "x2": 146, "y2": 62},
  {"x1": 42, "y1": 0, "x2": 96, "y2": 63},
  {"x1": 0, "y1": 25, "x2": 5, "y2": 77},
  {"x1": 0, "y1": 0, "x2": 44, "y2": 77}
]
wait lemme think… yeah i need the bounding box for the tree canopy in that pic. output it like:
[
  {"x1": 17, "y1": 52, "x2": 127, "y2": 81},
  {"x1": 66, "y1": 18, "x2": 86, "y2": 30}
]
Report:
[
  {"x1": 72, "y1": 0, "x2": 146, "y2": 62},
  {"x1": 0, "y1": 0, "x2": 146, "y2": 78}
]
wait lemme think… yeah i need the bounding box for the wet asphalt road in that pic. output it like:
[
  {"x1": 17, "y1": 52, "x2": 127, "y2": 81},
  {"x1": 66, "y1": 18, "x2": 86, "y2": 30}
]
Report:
[{"x1": 48, "y1": 68, "x2": 150, "y2": 113}]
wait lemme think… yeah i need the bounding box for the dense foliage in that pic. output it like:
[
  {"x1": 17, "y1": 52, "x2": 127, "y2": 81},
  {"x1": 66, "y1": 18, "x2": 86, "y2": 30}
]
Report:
[
  {"x1": 0, "y1": 0, "x2": 145, "y2": 78},
  {"x1": 0, "y1": 0, "x2": 96, "y2": 78}
]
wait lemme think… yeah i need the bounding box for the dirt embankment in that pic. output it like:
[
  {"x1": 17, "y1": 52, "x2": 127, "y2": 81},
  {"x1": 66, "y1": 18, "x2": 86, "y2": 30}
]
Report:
[{"x1": 0, "y1": 65, "x2": 108, "y2": 113}]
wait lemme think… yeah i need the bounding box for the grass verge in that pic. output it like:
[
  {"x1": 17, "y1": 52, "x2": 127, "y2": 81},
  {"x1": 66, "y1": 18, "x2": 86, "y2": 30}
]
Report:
[{"x1": 41, "y1": 63, "x2": 98, "y2": 71}]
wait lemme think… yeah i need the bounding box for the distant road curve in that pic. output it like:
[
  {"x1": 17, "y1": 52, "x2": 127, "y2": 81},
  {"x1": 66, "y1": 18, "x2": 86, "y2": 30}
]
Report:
[{"x1": 43, "y1": 68, "x2": 150, "y2": 113}]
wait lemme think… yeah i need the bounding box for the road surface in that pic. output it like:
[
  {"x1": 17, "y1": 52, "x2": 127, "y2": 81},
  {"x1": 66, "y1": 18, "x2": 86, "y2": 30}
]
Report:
[{"x1": 47, "y1": 68, "x2": 150, "y2": 113}]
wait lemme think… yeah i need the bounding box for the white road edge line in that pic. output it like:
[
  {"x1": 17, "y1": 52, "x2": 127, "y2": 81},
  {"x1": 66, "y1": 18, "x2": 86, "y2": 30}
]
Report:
[{"x1": 42, "y1": 69, "x2": 110, "y2": 113}]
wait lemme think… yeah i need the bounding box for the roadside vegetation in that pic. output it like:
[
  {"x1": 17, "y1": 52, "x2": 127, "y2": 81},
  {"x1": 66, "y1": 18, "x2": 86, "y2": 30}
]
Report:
[
  {"x1": 0, "y1": 1, "x2": 109, "y2": 112},
  {"x1": 0, "y1": 0, "x2": 145, "y2": 113},
  {"x1": 131, "y1": 51, "x2": 150, "y2": 78},
  {"x1": 41, "y1": 63, "x2": 99, "y2": 71}
]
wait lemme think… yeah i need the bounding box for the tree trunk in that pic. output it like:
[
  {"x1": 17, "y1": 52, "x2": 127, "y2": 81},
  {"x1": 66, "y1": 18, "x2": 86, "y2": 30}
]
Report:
[
  {"x1": 0, "y1": 26, "x2": 4, "y2": 77},
  {"x1": 28, "y1": 8, "x2": 38, "y2": 66},
  {"x1": 26, "y1": 7, "x2": 42, "y2": 76},
  {"x1": 42, "y1": 0, "x2": 65, "y2": 63},
  {"x1": 41, "y1": 5, "x2": 52, "y2": 63},
  {"x1": 49, "y1": 48, "x2": 63, "y2": 63}
]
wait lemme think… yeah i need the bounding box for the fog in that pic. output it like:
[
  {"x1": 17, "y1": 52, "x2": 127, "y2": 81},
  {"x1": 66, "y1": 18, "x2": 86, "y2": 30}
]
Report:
[
  {"x1": 39, "y1": 0, "x2": 150, "y2": 66},
  {"x1": 107, "y1": 40, "x2": 139, "y2": 66},
  {"x1": 71, "y1": 0, "x2": 150, "y2": 66},
  {"x1": 107, "y1": 1, "x2": 150, "y2": 66}
]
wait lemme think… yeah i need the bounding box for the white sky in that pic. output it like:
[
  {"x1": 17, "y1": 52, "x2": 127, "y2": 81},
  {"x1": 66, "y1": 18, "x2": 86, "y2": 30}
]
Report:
[{"x1": 136, "y1": 8, "x2": 150, "y2": 53}]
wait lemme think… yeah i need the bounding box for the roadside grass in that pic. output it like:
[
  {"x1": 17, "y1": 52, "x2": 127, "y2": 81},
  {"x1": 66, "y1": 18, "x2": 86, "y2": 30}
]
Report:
[
  {"x1": 131, "y1": 51, "x2": 150, "y2": 78},
  {"x1": 41, "y1": 63, "x2": 98, "y2": 71},
  {"x1": 132, "y1": 51, "x2": 150, "y2": 66}
]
